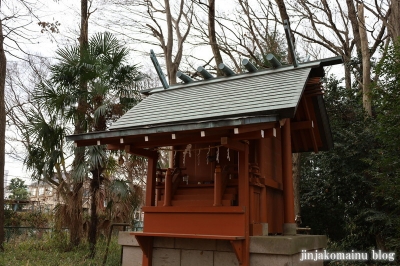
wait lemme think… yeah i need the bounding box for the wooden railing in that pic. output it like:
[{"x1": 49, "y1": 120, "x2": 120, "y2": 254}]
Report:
[
  {"x1": 214, "y1": 165, "x2": 237, "y2": 206},
  {"x1": 214, "y1": 165, "x2": 222, "y2": 206},
  {"x1": 163, "y1": 167, "x2": 183, "y2": 206},
  {"x1": 157, "y1": 166, "x2": 238, "y2": 207}
]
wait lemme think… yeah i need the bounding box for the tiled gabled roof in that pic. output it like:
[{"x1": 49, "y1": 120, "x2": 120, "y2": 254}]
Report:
[
  {"x1": 66, "y1": 56, "x2": 343, "y2": 148},
  {"x1": 111, "y1": 64, "x2": 314, "y2": 130}
]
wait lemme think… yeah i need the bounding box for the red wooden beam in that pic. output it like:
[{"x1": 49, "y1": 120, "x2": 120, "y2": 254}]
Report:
[
  {"x1": 291, "y1": 120, "x2": 313, "y2": 130},
  {"x1": 302, "y1": 98, "x2": 319, "y2": 153},
  {"x1": 221, "y1": 137, "x2": 246, "y2": 151},
  {"x1": 107, "y1": 143, "x2": 124, "y2": 150},
  {"x1": 230, "y1": 240, "x2": 245, "y2": 265},
  {"x1": 134, "y1": 235, "x2": 153, "y2": 266},
  {"x1": 145, "y1": 153, "x2": 158, "y2": 207},
  {"x1": 134, "y1": 135, "x2": 223, "y2": 148},
  {"x1": 233, "y1": 123, "x2": 276, "y2": 134},
  {"x1": 124, "y1": 145, "x2": 158, "y2": 158},
  {"x1": 231, "y1": 128, "x2": 276, "y2": 140}
]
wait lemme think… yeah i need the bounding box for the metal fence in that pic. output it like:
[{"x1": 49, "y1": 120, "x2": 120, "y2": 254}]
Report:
[
  {"x1": 3, "y1": 226, "x2": 68, "y2": 242},
  {"x1": 4, "y1": 223, "x2": 143, "y2": 242}
]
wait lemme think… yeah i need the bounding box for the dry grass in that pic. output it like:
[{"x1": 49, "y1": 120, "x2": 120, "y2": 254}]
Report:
[{"x1": 1, "y1": 232, "x2": 121, "y2": 266}]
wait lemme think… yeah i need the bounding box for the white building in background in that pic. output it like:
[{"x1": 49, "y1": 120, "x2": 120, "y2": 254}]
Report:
[
  {"x1": 28, "y1": 180, "x2": 91, "y2": 212},
  {"x1": 29, "y1": 181, "x2": 60, "y2": 211}
]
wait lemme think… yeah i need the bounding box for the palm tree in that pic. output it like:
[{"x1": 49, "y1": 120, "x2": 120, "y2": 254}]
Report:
[{"x1": 33, "y1": 32, "x2": 144, "y2": 254}]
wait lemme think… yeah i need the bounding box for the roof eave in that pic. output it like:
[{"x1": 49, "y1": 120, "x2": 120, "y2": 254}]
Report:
[{"x1": 66, "y1": 115, "x2": 280, "y2": 143}]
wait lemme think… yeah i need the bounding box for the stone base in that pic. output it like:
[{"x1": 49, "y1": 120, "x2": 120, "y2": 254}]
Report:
[
  {"x1": 118, "y1": 232, "x2": 327, "y2": 266},
  {"x1": 283, "y1": 223, "x2": 297, "y2": 235}
]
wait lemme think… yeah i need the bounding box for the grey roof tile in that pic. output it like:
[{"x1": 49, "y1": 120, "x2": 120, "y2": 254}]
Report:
[{"x1": 110, "y1": 66, "x2": 312, "y2": 130}]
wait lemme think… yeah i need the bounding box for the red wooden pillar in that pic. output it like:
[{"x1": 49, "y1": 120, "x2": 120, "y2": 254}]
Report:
[
  {"x1": 281, "y1": 119, "x2": 296, "y2": 235},
  {"x1": 258, "y1": 139, "x2": 268, "y2": 225},
  {"x1": 141, "y1": 152, "x2": 158, "y2": 266},
  {"x1": 146, "y1": 153, "x2": 158, "y2": 207},
  {"x1": 238, "y1": 144, "x2": 250, "y2": 266},
  {"x1": 163, "y1": 168, "x2": 172, "y2": 206},
  {"x1": 214, "y1": 165, "x2": 222, "y2": 206}
]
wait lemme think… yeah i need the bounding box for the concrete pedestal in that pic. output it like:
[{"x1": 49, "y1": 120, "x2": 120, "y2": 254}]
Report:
[{"x1": 118, "y1": 232, "x2": 327, "y2": 266}]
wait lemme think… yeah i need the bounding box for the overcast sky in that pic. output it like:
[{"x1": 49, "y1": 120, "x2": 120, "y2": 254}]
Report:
[{"x1": 4, "y1": 1, "x2": 82, "y2": 186}]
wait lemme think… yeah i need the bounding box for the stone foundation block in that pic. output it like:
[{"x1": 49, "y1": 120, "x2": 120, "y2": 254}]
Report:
[
  {"x1": 118, "y1": 232, "x2": 327, "y2": 266},
  {"x1": 175, "y1": 238, "x2": 216, "y2": 251},
  {"x1": 121, "y1": 246, "x2": 142, "y2": 266},
  {"x1": 153, "y1": 248, "x2": 180, "y2": 266},
  {"x1": 181, "y1": 249, "x2": 213, "y2": 266},
  {"x1": 214, "y1": 251, "x2": 239, "y2": 266}
]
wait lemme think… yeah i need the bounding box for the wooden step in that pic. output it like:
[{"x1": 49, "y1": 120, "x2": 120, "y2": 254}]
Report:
[
  {"x1": 160, "y1": 187, "x2": 238, "y2": 197},
  {"x1": 167, "y1": 186, "x2": 237, "y2": 193},
  {"x1": 173, "y1": 193, "x2": 236, "y2": 201},
  {"x1": 157, "y1": 199, "x2": 233, "y2": 207},
  {"x1": 174, "y1": 187, "x2": 214, "y2": 195}
]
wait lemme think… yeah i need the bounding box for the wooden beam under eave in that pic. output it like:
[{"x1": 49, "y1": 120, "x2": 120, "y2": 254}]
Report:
[
  {"x1": 74, "y1": 140, "x2": 98, "y2": 147},
  {"x1": 291, "y1": 120, "x2": 313, "y2": 130},
  {"x1": 297, "y1": 122, "x2": 309, "y2": 152},
  {"x1": 231, "y1": 128, "x2": 276, "y2": 140},
  {"x1": 134, "y1": 135, "x2": 223, "y2": 149},
  {"x1": 302, "y1": 97, "x2": 319, "y2": 153},
  {"x1": 221, "y1": 137, "x2": 246, "y2": 152},
  {"x1": 124, "y1": 145, "x2": 158, "y2": 158},
  {"x1": 309, "y1": 127, "x2": 319, "y2": 153},
  {"x1": 107, "y1": 144, "x2": 125, "y2": 150},
  {"x1": 74, "y1": 137, "x2": 124, "y2": 148},
  {"x1": 232, "y1": 123, "x2": 276, "y2": 135}
]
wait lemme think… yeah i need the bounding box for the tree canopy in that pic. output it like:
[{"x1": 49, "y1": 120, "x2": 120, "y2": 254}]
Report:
[
  {"x1": 300, "y1": 39, "x2": 400, "y2": 263},
  {"x1": 7, "y1": 178, "x2": 29, "y2": 201}
]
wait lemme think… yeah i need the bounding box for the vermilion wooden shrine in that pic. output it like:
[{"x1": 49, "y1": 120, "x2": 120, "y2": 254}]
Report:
[{"x1": 67, "y1": 55, "x2": 342, "y2": 266}]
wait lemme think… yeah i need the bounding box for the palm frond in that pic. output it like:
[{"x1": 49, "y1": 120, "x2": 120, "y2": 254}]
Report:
[
  {"x1": 71, "y1": 150, "x2": 87, "y2": 183},
  {"x1": 34, "y1": 79, "x2": 80, "y2": 118},
  {"x1": 90, "y1": 32, "x2": 121, "y2": 57},
  {"x1": 93, "y1": 104, "x2": 109, "y2": 125},
  {"x1": 109, "y1": 179, "x2": 131, "y2": 199},
  {"x1": 55, "y1": 46, "x2": 80, "y2": 66},
  {"x1": 86, "y1": 145, "x2": 107, "y2": 170}
]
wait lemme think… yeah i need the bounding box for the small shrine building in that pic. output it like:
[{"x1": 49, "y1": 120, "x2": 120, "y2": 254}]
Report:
[{"x1": 67, "y1": 55, "x2": 342, "y2": 266}]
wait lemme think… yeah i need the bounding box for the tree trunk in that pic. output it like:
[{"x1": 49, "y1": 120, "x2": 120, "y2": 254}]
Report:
[
  {"x1": 344, "y1": 55, "x2": 352, "y2": 90},
  {"x1": 358, "y1": 4, "x2": 372, "y2": 116},
  {"x1": 275, "y1": 0, "x2": 295, "y2": 64},
  {"x1": 346, "y1": 0, "x2": 362, "y2": 56},
  {"x1": 80, "y1": 0, "x2": 89, "y2": 48},
  {"x1": 88, "y1": 169, "x2": 101, "y2": 258},
  {"x1": 208, "y1": 0, "x2": 223, "y2": 76},
  {"x1": 0, "y1": 5, "x2": 7, "y2": 251},
  {"x1": 69, "y1": 0, "x2": 89, "y2": 247},
  {"x1": 389, "y1": 0, "x2": 400, "y2": 41},
  {"x1": 164, "y1": 0, "x2": 176, "y2": 85},
  {"x1": 69, "y1": 183, "x2": 83, "y2": 246},
  {"x1": 78, "y1": 0, "x2": 89, "y2": 124}
]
